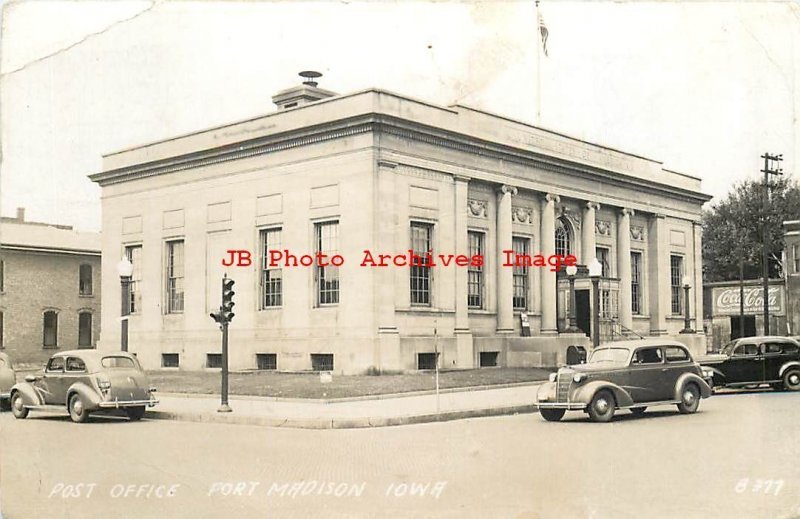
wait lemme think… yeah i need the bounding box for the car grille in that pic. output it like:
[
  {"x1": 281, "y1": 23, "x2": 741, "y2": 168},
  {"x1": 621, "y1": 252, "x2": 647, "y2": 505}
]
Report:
[{"x1": 556, "y1": 372, "x2": 572, "y2": 403}]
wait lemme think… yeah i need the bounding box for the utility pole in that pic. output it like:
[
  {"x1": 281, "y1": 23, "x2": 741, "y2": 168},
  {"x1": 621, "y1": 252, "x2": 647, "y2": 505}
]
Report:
[{"x1": 760, "y1": 153, "x2": 783, "y2": 335}]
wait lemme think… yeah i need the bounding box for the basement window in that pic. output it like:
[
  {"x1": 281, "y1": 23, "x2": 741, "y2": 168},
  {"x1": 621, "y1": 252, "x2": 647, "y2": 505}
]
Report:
[
  {"x1": 256, "y1": 353, "x2": 277, "y2": 370},
  {"x1": 161, "y1": 353, "x2": 180, "y2": 368},
  {"x1": 480, "y1": 351, "x2": 499, "y2": 367},
  {"x1": 206, "y1": 353, "x2": 222, "y2": 368},
  {"x1": 417, "y1": 353, "x2": 439, "y2": 370},
  {"x1": 311, "y1": 353, "x2": 334, "y2": 371}
]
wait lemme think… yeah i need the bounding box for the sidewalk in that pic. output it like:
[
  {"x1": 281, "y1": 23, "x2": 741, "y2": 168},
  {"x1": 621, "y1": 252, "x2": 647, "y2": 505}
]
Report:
[{"x1": 147, "y1": 382, "x2": 544, "y2": 429}]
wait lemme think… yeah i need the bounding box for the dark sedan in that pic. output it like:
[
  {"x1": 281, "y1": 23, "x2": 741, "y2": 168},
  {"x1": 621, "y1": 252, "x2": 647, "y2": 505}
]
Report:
[{"x1": 699, "y1": 336, "x2": 800, "y2": 391}]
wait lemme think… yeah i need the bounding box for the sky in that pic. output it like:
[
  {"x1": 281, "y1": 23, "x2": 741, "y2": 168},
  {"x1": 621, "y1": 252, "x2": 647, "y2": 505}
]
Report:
[{"x1": 1, "y1": 0, "x2": 797, "y2": 232}]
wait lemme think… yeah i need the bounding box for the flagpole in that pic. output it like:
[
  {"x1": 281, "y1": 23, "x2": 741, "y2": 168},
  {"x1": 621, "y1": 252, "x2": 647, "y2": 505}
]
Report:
[{"x1": 535, "y1": 0, "x2": 542, "y2": 126}]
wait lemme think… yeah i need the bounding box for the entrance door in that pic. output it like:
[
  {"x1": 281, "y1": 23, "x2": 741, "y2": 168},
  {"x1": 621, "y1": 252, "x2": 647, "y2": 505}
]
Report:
[
  {"x1": 576, "y1": 290, "x2": 591, "y2": 337},
  {"x1": 730, "y1": 315, "x2": 756, "y2": 340}
]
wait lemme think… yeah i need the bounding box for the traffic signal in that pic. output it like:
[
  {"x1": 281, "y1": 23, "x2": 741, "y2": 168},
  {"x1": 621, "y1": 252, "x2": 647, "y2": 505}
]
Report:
[
  {"x1": 222, "y1": 277, "x2": 235, "y2": 323},
  {"x1": 210, "y1": 310, "x2": 224, "y2": 325}
]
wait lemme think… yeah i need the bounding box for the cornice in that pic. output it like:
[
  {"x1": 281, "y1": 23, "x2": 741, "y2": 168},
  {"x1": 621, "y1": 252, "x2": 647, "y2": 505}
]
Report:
[{"x1": 90, "y1": 112, "x2": 712, "y2": 206}]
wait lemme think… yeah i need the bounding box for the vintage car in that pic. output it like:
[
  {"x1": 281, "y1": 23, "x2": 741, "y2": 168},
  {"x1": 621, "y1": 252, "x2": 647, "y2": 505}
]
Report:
[
  {"x1": 699, "y1": 336, "x2": 800, "y2": 391},
  {"x1": 536, "y1": 340, "x2": 712, "y2": 422},
  {"x1": 0, "y1": 352, "x2": 16, "y2": 410},
  {"x1": 9, "y1": 350, "x2": 158, "y2": 423}
]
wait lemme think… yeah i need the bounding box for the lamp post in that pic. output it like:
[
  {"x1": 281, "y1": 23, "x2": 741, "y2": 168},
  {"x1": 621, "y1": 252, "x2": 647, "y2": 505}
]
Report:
[
  {"x1": 116, "y1": 256, "x2": 134, "y2": 352},
  {"x1": 680, "y1": 275, "x2": 694, "y2": 334},
  {"x1": 588, "y1": 258, "x2": 602, "y2": 348},
  {"x1": 565, "y1": 264, "x2": 581, "y2": 333}
]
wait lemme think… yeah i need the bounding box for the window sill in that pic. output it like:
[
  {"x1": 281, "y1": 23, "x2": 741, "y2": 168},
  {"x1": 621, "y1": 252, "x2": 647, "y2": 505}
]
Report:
[
  {"x1": 397, "y1": 307, "x2": 455, "y2": 314},
  {"x1": 469, "y1": 310, "x2": 496, "y2": 316},
  {"x1": 633, "y1": 315, "x2": 651, "y2": 320},
  {"x1": 79, "y1": 294, "x2": 94, "y2": 298}
]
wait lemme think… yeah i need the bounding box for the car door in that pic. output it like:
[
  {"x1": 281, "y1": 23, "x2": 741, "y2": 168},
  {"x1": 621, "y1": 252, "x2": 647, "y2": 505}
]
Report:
[
  {"x1": 64, "y1": 356, "x2": 88, "y2": 397},
  {"x1": 38, "y1": 356, "x2": 67, "y2": 404},
  {"x1": 627, "y1": 347, "x2": 671, "y2": 402},
  {"x1": 761, "y1": 342, "x2": 784, "y2": 382},
  {"x1": 722, "y1": 342, "x2": 763, "y2": 384},
  {"x1": 663, "y1": 346, "x2": 692, "y2": 396}
]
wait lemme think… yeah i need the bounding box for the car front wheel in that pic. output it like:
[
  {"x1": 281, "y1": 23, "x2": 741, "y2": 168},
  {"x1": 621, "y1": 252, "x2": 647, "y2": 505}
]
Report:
[
  {"x1": 539, "y1": 408, "x2": 565, "y2": 422},
  {"x1": 587, "y1": 390, "x2": 615, "y2": 423},
  {"x1": 10, "y1": 392, "x2": 28, "y2": 419},
  {"x1": 783, "y1": 368, "x2": 800, "y2": 391},
  {"x1": 126, "y1": 406, "x2": 146, "y2": 421},
  {"x1": 677, "y1": 383, "x2": 700, "y2": 414},
  {"x1": 68, "y1": 394, "x2": 90, "y2": 423}
]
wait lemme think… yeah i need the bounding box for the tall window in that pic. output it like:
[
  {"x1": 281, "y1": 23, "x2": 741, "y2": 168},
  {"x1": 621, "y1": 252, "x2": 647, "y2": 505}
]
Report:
[
  {"x1": 596, "y1": 247, "x2": 611, "y2": 318},
  {"x1": 631, "y1": 252, "x2": 642, "y2": 315},
  {"x1": 0, "y1": 259, "x2": 4, "y2": 292},
  {"x1": 794, "y1": 244, "x2": 800, "y2": 273},
  {"x1": 512, "y1": 237, "x2": 530, "y2": 310},
  {"x1": 43, "y1": 310, "x2": 58, "y2": 348},
  {"x1": 0, "y1": 311, "x2": 4, "y2": 348},
  {"x1": 467, "y1": 231, "x2": 484, "y2": 308},
  {"x1": 410, "y1": 222, "x2": 433, "y2": 306},
  {"x1": 78, "y1": 312, "x2": 92, "y2": 347},
  {"x1": 79, "y1": 264, "x2": 92, "y2": 295},
  {"x1": 260, "y1": 228, "x2": 282, "y2": 308},
  {"x1": 555, "y1": 218, "x2": 572, "y2": 257},
  {"x1": 166, "y1": 240, "x2": 185, "y2": 313},
  {"x1": 315, "y1": 221, "x2": 339, "y2": 305},
  {"x1": 670, "y1": 255, "x2": 684, "y2": 315},
  {"x1": 125, "y1": 245, "x2": 142, "y2": 313}
]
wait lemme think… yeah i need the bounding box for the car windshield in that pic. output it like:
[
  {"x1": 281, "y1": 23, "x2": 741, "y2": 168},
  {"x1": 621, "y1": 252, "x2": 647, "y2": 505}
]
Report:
[
  {"x1": 101, "y1": 356, "x2": 139, "y2": 369},
  {"x1": 588, "y1": 348, "x2": 630, "y2": 364},
  {"x1": 721, "y1": 340, "x2": 739, "y2": 355}
]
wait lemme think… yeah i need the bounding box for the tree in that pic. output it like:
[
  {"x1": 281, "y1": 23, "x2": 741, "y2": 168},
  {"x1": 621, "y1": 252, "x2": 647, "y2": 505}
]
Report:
[{"x1": 702, "y1": 176, "x2": 800, "y2": 282}]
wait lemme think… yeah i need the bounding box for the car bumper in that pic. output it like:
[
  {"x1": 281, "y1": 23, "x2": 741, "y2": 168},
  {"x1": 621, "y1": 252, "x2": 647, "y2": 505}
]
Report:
[
  {"x1": 98, "y1": 398, "x2": 159, "y2": 409},
  {"x1": 0, "y1": 392, "x2": 9, "y2": 400},
  {"x1": 536, "y1": 402, "x2": 586, "y2": 410}
]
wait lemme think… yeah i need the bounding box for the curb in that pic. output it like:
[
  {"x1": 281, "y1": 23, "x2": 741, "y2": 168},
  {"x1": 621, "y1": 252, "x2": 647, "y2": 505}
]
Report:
[
  {"x1": 156, "y1": 380, "x2": 547, "y2": 404},
  {"x1": 145, "y1": 404, "x2": 539, "y2": 429}
]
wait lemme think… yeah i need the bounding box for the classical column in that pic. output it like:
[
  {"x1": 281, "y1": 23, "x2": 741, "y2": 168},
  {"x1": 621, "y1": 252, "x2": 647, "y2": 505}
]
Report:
[
  {"x1": 692, "y1": 221, "x2": 703, "y2": 333},
  {"x1": 454, "y1": 176, "x2": 473, "y2": 367},
  {"x1": 582, "y1": 202, "x2": 600, "y2": 264},
  {"x1": 647, "y1": 213, "x2": 668, "y2": 335},
  {"x1": 496, "y1": 184, "x2": 517, "y2": 333},
  {"x1": 540, "y1": 193, "x2": 560, "y2": 334},
  {"x1": 617, "y1": 208, "x2": 634, "y2": 330},
  {"x1": 376, "y1": 160, "x2": 400, "y2": 371}
]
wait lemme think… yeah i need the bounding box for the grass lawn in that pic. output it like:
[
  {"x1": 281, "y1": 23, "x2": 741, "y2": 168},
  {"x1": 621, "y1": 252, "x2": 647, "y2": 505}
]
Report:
[{"x1": 147, "y1": 367, "x2": 554, "y2": 400}]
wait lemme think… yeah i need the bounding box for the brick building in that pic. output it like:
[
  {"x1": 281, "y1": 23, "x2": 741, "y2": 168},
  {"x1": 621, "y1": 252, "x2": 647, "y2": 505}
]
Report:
[
  {"x1": 90, "y1": 77, "x2": 710, "y2": 374},
  {"x1": 0, "y1": 208, "x2": 101, "y2": 366},
  {"x1": 785, "y1": 220, "x2": 800, "y2": 336}
]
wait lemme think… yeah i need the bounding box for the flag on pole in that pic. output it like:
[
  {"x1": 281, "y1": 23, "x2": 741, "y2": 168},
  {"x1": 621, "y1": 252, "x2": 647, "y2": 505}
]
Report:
[{"x1": 538, "y1": 4, "x2": 549, "y2": 56}]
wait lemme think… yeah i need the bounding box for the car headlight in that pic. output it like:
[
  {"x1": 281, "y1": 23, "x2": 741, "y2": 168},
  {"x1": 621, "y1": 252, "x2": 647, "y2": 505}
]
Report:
[
  {"x1": 573, "y1": 373, "x2": 586, "y2": 383},
  {"x1": 549, "y1": 373, "x2": 557, "y2": 382},
  {"x1": 701, "y1": 368, "x2": 713, "y2": 378}
]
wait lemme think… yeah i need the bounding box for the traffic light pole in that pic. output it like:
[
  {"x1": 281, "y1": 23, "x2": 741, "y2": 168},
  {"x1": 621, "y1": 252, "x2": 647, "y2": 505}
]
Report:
[{"x1": 218, "y1": 317, "x2": 231, "y2": 413}]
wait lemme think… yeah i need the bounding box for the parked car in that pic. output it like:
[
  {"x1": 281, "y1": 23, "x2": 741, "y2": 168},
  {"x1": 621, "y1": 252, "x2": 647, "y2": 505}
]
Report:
[
  {"x1": 536, "y1": 340, "x2": 712, "y2": 423},
  {"x1": 699, "y1": 336, "x2": 800, "y2": 391},
  {"x1": 9, "y1": 350, "x2": 158, "y2": 423},
  {"x1": 0, "y1": 352, "x2": 16, "y2": 411}
]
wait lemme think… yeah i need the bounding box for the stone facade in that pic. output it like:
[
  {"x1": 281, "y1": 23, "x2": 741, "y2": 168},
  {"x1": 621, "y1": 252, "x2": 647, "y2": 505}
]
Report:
[
  {"x1": 90, "y1": 84, "x2": 711, "y2": 373},
  {"x1": 0, "y1": 210, "x2": 101, "y2": 366}
]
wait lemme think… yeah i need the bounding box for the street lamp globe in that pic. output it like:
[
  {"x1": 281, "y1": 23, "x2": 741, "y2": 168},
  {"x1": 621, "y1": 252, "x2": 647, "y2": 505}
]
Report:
[
  {"x1": 682, "y1": 275, "x2": 691, "y2": 289},
  {"x1": 117, "y1": 256, "x2": 133, "y2": 278},
  {"x1": 588, "y1": 258, "x2": 602, "y2": 278},
  {"x1": 565, "y1": 264, "x2": 578, "y2": 277}
]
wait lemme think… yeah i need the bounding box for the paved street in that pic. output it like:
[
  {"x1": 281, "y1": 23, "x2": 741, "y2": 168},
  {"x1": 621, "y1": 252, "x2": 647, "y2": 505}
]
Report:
[{"x1": 1, "y1": 390, "x2": 799, "y2": 519}]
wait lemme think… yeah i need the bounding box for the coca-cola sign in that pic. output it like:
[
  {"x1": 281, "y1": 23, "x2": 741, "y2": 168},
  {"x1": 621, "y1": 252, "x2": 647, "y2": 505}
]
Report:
[{"x1": 712, "y1": 286, "x2": 783, "y2": 315}]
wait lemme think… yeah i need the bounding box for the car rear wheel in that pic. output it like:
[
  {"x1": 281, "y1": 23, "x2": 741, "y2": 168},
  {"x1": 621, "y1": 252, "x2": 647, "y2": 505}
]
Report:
[
  {"x1": 539, "y1": 408, "x2": 566, "y2": 422},
  {"x1": 126, "y1": 406, "x2": 146, "y2": 421},
  {"x1": 677, "y1": 383, "x2": 700, "y2": 414},
  {"x1": 10, "y1": 392, "x2": 28, "y2": 419},
  {"x1": 783, "y1": 368, "x2": 800, "y2": 391},
  {"x1": 68, "y1": 394, "x2": 90, "y2": 423},
  {"x1": 587, "y1": 390, "x2": 615, "y2": 423},
  {"x1": 630, "y1": 407, "x2": 647, "y2": 416}
]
